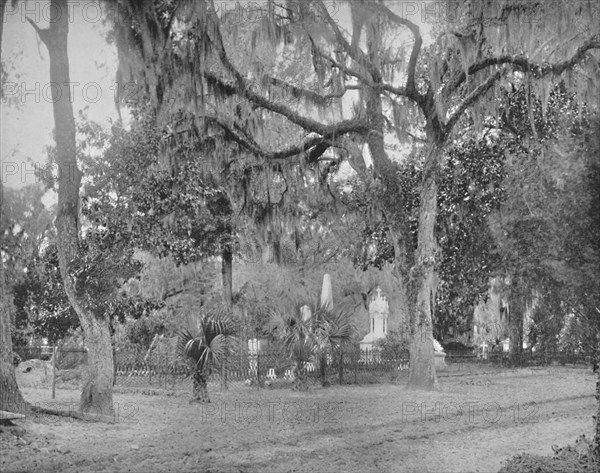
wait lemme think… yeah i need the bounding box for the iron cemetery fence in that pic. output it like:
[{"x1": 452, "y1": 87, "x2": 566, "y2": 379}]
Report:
[
  {"x1": 14, "y1": 343, "x2": 592, "y2": 395},
  {"x1": 111, "y1": 345, "x2": 412, "y2": 391}
]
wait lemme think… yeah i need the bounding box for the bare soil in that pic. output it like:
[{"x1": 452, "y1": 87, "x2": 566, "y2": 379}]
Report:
[{"x1": 0, "y1": 367, "x2": 596, "y2": 473}]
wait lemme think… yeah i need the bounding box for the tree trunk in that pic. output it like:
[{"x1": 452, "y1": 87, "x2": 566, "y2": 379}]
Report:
[
  {"x1": 407, "y1": 142, "x2": 441, "y2": 390},
  {"x1": 0, "y1": 0, "x2": 4, "y2": 44},
  {"x1": 0, "y1": 1, "x2": 27, "y2": 419},
  {"x1": 32, "y1": 0, "x2": 114, "y2": 417},
  {"x1": 79, "y1": 317, "x2": 114, "y2": 414},
  {"x1": 509, "y1": 284, "x2": 525, "y2": 365},
  {"x1": 221, "y1": 245, "x2": 233, "y2": 306},
  {"x1": 191, "y1": 370, "x2": 210, "y2": 403},
  {"x1": 0, "y1": 228, "x2": 26, "y2": 415},
  {"x1": 338, "y1": 349, "x2": 344, "y2": 385},
  {"x1": 594, "y1": 356, "x2": 599, "y2": 460},
  {"x1": 319, "y1": 354, "x2": 327, "y2": 387},
  {"x1": 363, "y1": 21, "x2": 439, "y2": 390},
  {"x1": 293, "y1": 362, "x2": 309, "y2": 391},
  {"x1": 271, "y1": 238, "x2": 281, "y2": 265}
]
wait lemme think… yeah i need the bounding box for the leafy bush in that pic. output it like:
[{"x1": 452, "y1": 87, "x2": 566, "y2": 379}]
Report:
[
  {"x1": 375, "y1": 329, "x2": 410, "y2": 361},
  {"x1": 498, "y1": 436, "x2": 598, "y2": 473}
]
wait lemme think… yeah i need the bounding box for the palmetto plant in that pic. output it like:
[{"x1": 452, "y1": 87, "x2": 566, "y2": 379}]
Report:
[
  {"x1": 277, "y1": 302, "x2": 355, "y2": 389},
  {"x1": 177, "y1": 304, "x2": 238, "y2": 403}
]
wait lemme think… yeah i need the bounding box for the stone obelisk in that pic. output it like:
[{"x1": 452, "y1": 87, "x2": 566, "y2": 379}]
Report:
[{"x1": 320, "y1": 273, "x2": 333, "y2": 310}]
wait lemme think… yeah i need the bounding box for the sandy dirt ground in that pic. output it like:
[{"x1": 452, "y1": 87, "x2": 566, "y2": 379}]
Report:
[{"x1": 0, "y1": 367, "x2": 596, "y2": 473}]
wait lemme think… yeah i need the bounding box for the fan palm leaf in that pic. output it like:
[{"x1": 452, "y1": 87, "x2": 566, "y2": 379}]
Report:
[
  {"x1": 274, "y1": 300, "x2": 356, "y2": 388},
  {"x1": 177, "y1": 303, "x2": 238, "y2": 402}
]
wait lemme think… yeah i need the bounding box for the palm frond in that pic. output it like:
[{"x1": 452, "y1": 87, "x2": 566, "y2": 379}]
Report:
[
  {"x1": 177, "y1": 302, "x2": 239, "y2": 372},
  {"x1": 274, "y1": 297, "x2": 357, "y2": 362}
]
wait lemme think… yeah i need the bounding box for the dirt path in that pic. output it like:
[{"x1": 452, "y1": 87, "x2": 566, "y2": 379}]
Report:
[{"x1": 0, "y1": 368, "x2": 596, "y2": 473}]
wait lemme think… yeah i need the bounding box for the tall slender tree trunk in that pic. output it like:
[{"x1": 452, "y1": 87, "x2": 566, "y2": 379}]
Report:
[
  {"x1": 0, "y1": 216, "x2": 26, "y2": 414},
  {"x1": 0, "y1": 1, "x2": 27, "y2": 417},
  {"x1": 595, "y1": 360, "x2": 600, "y2": 460},
  {"x1": 271, "y1": 237, "x2": 281, "y2": 265},
  {"x1": 221, "y1": 245, "x2": 233, "y2": 306},
  {"x1": 319, "y1": 354, "x2": 327, "y2": 386},
  {"x1": 508, "y1": 281, "x2": 525, "y2": 365},
  {"x1": 30, "y1": 0, "x2": 114, "y2": 417},
  {"x1": 407, "y1": 141, "x2": 441, "y2": 390}
]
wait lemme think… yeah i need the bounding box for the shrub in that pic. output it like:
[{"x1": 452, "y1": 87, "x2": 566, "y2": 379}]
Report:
[
  {"x1": 376, "y1": 329, "x2": 410, "y2": 361},
  {"x1": 498, "y1": 436, "x2": 598, "y2": 473}
]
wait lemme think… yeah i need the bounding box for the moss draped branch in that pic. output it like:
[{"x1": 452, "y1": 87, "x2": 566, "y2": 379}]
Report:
[
  {"x1": 258, "y1": 74, "x2": 352, "y2": 106},
  {"x1": 444, "y1": 35, "x2": 600, "y2": 96},
  {"x1": 205, "y1": 115, "x2": 366, "y2": 162},
  {"x1": 369, "y1": 3, "x2": 423, "y2": 98},
  {"x1": 445, "y1": 67, "x2": 508, "y2": 132},
  {"x1": 204, "y1": 70, "x2": 369, "y2": 138},
  {"x1": 313, "y1": 0, "x2": 378, "y2": 81}
]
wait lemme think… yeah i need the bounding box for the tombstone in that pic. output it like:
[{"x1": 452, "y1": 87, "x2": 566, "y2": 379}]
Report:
[
  {"x1": 433, "y1": 338, "x2": 446, "y2": 370},
  {"x1": 248, "y1": 338, "x2": 260, "y2": 354},
  {"x1": 360, "y1": 287, "x2": 389, "y2": 355},
  {"x1": 320, "y1": 273, "x2": 333, "y2": 310},
  {"x1": 480, "y1": 341, "x2": 489, "y2": 360},
  {"x1": 284, "y1": 369, "x2": 295, "y2": 382},
  {"x1": 301, "y1": 305, "x2": 312, "y2": 322}
]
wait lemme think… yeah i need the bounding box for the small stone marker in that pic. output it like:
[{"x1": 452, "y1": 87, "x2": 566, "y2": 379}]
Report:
[
  {"x1": 301, "y1": 305, "x2": 312, "y2": 322},
  {"x1": 284, "y1": 369, "x2": 295, "y2": 381}
]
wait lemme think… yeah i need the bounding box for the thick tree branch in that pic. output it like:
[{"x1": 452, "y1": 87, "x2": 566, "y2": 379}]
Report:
[
  {"x1": 259, "y1": 74, "x2": 351, "y2": 105},
  {"x1": 26, "y1": 17, "x2": 51, "y2": 45},
  {"x1": 307, "y1": 37, "x2": 373, "y2": 85},
  {"x1": 369, "y1": 3, "x2": 423, "y2": 97},
  {"x1": 313, "y1": 0, "x2": 377, "y2": 80},
  {"x1": 204, "y1": 115, "x2": 362, "y2": 163},
  {"x1": 445, "y1": 67, "x2": 507, "y2": 132},
  {"x1": 445, "y1": 36, "x2": 600, "y2": 96},
  {"x1": 206, "y1": 17, "x2": 369, "y2": 138},
  {"x1": 379, "y1": 82, "x2": 424, "y2": 107},
  {"x1": 205, "y1": 70, "x2": 369, "y2": 137}
]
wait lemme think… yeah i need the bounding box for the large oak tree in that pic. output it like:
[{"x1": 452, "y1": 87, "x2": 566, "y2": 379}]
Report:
[
  {"x1": 112, "y1": 0, "x2": 600, "y2": 389},
  {"x1": 111, "y1": 0, "x2": 600, "y2": 389}
]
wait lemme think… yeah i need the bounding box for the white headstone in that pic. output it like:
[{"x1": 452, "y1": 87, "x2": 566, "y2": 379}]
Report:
[
  {"x1": 248, "y1": 338, "x2": 260, "y2": 354},
  {"x1": 369, "y1": 287, "x2": 389, "y2": 336},
  {"x1": 301, "y1": 305, "x2": 312, "y2": 322},
  {"x1": 360, "y1": 287, "x2": 390, "y2": 352}
]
